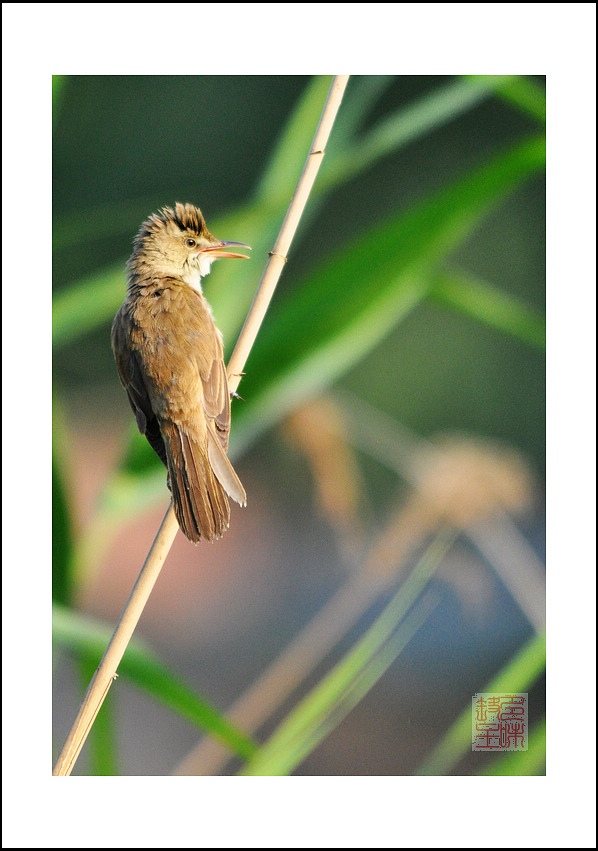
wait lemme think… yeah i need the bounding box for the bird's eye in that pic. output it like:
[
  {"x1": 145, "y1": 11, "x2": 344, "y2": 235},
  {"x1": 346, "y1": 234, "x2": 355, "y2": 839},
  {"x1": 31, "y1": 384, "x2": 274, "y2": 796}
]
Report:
[{"x1": 184, "y1": 237, "x2": 197, "y2": 249}]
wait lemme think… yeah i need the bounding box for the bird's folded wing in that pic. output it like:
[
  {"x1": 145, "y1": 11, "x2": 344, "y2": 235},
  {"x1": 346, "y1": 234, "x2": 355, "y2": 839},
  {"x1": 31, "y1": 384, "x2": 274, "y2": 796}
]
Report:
[{"x1": 207, "y1": 427, "x2": 247, "y2": 507}]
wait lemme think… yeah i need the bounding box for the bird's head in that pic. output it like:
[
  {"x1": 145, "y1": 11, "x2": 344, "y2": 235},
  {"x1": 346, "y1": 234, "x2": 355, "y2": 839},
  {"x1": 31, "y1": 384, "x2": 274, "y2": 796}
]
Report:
[{"x1": 128, "y1": 202, "x2": 250, "y2": 291}]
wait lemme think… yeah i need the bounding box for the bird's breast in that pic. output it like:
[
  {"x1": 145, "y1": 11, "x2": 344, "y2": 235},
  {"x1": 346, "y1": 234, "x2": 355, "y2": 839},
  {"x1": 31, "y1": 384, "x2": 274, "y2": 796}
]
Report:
[{"x1": 129, "y1": 284, "x2": 223, "y2": 415}]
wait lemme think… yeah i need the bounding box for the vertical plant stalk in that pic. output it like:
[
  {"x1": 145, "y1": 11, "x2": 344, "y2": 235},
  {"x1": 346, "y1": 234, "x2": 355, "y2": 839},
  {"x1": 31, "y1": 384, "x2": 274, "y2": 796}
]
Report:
[
  {"x1": 52, "y1": 74, "x2": 350, "y2": 777},
  {"x1": 52, "y1": 507, "x2": 180, "y2": 776}
]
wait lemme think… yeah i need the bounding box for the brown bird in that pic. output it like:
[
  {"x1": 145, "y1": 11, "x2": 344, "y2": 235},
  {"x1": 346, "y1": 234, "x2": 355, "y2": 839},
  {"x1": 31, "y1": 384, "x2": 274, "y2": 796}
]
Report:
[{"x1": 111, "y1": 202, "x2": 250, "y2": 543}]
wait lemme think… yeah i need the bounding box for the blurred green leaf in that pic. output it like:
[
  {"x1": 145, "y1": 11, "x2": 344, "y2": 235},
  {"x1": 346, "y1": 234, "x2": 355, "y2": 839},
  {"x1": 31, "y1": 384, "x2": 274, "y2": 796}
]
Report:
[
  {"x1": 256, "y1": 596, "x2": 439, "y2": 777},
  {"x1": 477, "y1": 717, "x2": 546, "y2": 776},
  {"x1": 207, "y1": 74, "x2": 524, "y2": 340},
  {"x1": 255, "y1": 75, "x2": 334, "y2": 204},
  {"x1": 52, "y1": 396, "x2": 74, "y2": 604},
  {"x1": 465, "y1": 75, "x2": 546, "y2": 123},
  {"x1": 327, "y1": 75, "x2": 397, "y2": 146},
  {"x1": 52, "y1": 454, "x2": 73, "y2": 604},
  {"x1": 500, "y1": 76, "x2": 546, "y2": 122},
  {"x1": 430, "y1": 268, "x2": 546, "y2": 349},
  {"x1": 240, "y1": 530, "x2": 454, "y2": 775},
  {"x1": 52, "y1": 604, "x2": 258, "y2": 762},
  {"x1": 52, "y1": 75, "x2": 66, "y2": 128},
  {"x1": 52, "y1": 262, "x2": 125, "y2": 347},
  {"x1": 52, "y1": 195, "x2": 165, "y2": 252},
  {"x1": 322, "y1": 75, "x2": 517, "y2": 191},
  {"x1": 231, "y1": 134, "x2": 546, "y2": 456},
  {"x1": 416, "y1": 629, "x2": 546, "y2": 776}
]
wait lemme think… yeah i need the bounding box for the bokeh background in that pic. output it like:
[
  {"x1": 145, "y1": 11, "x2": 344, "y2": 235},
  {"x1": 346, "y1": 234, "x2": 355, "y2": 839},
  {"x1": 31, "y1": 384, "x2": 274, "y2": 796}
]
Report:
[{"x1": 52, "y1": 75, "x2": 545, "y2": 776}]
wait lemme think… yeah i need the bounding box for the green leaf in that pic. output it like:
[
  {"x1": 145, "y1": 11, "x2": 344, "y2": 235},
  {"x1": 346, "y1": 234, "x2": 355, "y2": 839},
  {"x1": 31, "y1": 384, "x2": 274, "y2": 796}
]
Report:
[
  {"x1": 258, "y1": 595, "x2": 439, "y2": 776},
  {"x1": 52, "y1": 262, "x2": 125, "y2": 347},
  {"x1": 322, "y1": 75, "x2": 519, "y2": 191},
  {"x1": 255, "y1": 75, "x2": 335, "y2": 204},
  {"x1": 206, "y1": 75, "x2": 524, "y2": 341},
  {"x1": 52, "y1": 195, "x2": 165, "y2": 252},
  {"x1": 429, "y1": 268, "x2": 546, "y2": 349},
  {"x1": 499, "y1": 76, "x2": 546, "y2": 122},
  {"x1": 53, "y1": 604, "x2": 258, "y2": 763},
  {"x1": 230, "y1": 134, "x2": 546, "y2": 456},
  {"x1": 478, "y1": 717, "x2": 546, "y2": 776},
  {"x1": 464, "y1": 75, "x2": 546, "y2": 123},
  {"x1": 240, "y1": 529, "x2": 455, "y2": 775},
  {"x1": 52, "y1": 75, "x2": 67, "y2": 128},
  {"x1": 326, "y1": 75, "x2": 397, "y2": 146},
  {"x1": 52, "y1": 396, "x2": 74, "y2": 604},
  {"x1": 52, "y1": 454, "x2": 73, "y2": 604},
  {"x1": 416, "y1": 629, "x2": 546, "y2": 775}
]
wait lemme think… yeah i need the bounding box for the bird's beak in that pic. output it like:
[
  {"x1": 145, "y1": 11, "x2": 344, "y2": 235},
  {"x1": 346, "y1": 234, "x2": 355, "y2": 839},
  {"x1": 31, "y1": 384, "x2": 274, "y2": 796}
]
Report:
[{"x1": 197, "y1": 241, "x2": 251, "y2": 260}]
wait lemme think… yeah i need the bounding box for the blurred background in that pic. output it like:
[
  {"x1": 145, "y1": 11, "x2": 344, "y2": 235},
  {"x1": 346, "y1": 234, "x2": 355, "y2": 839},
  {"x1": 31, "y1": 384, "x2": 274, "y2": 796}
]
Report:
[{"x1": 52, "y1": 75, "x2": 545, "y2": 776}]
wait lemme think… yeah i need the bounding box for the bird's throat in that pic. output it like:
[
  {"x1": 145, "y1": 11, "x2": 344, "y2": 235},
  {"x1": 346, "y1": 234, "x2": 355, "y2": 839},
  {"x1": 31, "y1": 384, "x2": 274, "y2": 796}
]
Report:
[{"x1": 182, "y1": 255, "x2": 216, "y2": 293}]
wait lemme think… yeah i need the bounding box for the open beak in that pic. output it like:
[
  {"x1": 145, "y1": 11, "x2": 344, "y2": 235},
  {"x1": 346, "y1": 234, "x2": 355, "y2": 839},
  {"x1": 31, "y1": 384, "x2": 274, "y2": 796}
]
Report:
[{"x1": 197, "y1": 240, "x2": 251, "y2": 260}]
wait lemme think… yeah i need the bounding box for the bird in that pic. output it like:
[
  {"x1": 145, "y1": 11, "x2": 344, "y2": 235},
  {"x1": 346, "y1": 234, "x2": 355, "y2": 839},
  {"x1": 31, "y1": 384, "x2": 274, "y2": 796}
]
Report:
[{"x1": 111, "y1": 202, "x2": 250, "y2": 543}]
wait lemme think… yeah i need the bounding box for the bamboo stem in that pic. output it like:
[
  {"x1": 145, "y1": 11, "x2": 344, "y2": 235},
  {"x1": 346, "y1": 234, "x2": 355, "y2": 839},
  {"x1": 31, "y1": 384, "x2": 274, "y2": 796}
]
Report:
[{"x1": 53, "y1": 74, "x2": 350, "y2": 777}]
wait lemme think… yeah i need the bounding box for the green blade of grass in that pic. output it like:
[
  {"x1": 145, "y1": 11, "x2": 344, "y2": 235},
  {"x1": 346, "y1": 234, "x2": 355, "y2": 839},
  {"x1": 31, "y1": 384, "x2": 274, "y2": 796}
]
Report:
[
  {"x1": 322, "y1": 75, "x2": 518, "y2": 191},
  {"x1": 52, "y1": 195, "x2": 166, "y2": 252},
  {"x1": 254, "y1": 75, "x2": 336, "y2": 204},
  {"x1": 416, "y1": 629, "x2": 546, "y2": 776},
  {"x1": 52, "y1": 395, "x2": 74, "y2": 604},
  {"x1": 464, "y1": 75, "x2": 546, "y2": 123},
  {"x1": 53, "y1": 604, "x2": 258, "y2": 762},
  {"x1": 326, "y1": 75, "x2": 397, "y2": 147},
  {"x1": 500, "y1": 76, "x2": 546, "y2": 122},
  {"x1": 429, "y1": 267, "x2": 546, "y2": 349},
  {"x1": 52, "y1": 262, "x2": 125, "y2": 347},
  {"x1": 230, "y1": 134, "x2": 546, "y2": 457},
  {"x1": 52, "y1": 453, "x2": 73, "y2": 604},
  {"x1": 477, "y1": 717, "x2": 546, "y2": 776},
  {"x1": 260, "y1": 594, "x2": 439, "y2": 776},
  {"x1": 52, "y1": 75, "x2": 66, "y2": 128},
  {"x1": 240, "y1": 530, "x2": 455, "y2": 776},
  {"x1": 205, "y1": 75, "x2": 524, "y2": 340}
]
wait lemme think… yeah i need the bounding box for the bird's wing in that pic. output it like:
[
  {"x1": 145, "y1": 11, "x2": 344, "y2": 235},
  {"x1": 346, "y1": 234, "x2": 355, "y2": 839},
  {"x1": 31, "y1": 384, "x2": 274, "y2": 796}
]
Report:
[
  {"x1": 111, "y1": 306, "x2": 167, "y2": 466},
  {"x1": 197, "y1": 339, "x2": 246, "y2": 506},
  {"x1": 200, "y1": 349, "x2": 231, "y2": 452}
]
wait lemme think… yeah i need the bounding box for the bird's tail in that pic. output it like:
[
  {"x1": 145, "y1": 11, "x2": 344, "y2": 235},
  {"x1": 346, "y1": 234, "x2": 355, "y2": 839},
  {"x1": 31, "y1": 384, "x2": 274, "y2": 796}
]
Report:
[{"x1": 161, "y1": 421, "x2": 231, "y2": 543}]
